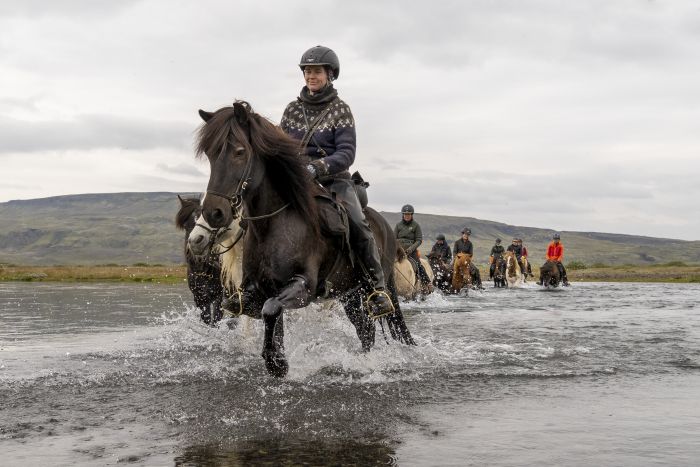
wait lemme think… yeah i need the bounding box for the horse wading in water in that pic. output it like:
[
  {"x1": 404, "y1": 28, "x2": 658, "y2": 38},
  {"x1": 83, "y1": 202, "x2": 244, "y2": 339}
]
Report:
[
  {"x1": 452, "y1": 253, "x2": 482, "y2": 293},
  {"x1": 539, "y1": 260, "x2": 562, "y2": 288},
  {"x1": 505, "y1": 250, "x2": 524, "y2": 288},
  {"x1": 175, "y1": 196, "x2": 224, "y2": 324},
  {"x1": 195, "y1": 102, "x2": 414, "y2": 377},
  {"x1": 492, "y1": 254, "x2": 507, "y2": 288},
  {"x1": 394, "y1": 247, "x2": 434, "y2": 301},
  {"x1": 427, "y1": 251, "x2": 452, "y2": 293}
]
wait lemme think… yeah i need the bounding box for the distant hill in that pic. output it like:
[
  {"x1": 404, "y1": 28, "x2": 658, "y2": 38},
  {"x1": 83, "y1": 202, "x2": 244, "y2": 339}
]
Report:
[{"x1": 1, "y1": 192, "x2": 698, "y2": 266}]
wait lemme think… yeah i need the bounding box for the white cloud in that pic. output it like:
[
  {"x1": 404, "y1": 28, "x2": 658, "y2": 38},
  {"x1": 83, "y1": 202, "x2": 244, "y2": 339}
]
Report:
[{"x1": 0, "y1": 0, "x2": 699, "y2": 239}]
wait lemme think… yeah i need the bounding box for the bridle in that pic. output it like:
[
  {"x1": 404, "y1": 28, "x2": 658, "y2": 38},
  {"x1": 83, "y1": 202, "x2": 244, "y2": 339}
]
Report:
[{"x1": 205, "y1": 144, "x2": 289, "y2": 222}]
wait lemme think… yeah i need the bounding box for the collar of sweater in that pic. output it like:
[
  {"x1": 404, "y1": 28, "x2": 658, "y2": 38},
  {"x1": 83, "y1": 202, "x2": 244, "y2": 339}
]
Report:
[{"x1": 298, "y1": 84, "x2": 338, "y2": 109}]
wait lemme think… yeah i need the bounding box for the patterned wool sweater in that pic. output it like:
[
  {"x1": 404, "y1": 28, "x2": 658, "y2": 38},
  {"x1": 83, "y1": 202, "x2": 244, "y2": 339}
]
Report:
[{"x1": 280, "y1": 87, "x2": 356, "y2": 177}]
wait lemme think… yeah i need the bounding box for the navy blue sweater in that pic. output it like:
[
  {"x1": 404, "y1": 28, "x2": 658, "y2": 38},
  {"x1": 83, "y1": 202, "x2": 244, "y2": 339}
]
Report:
[{"x1": 281, "y1": 91, "x2": 356, "y2": 176}]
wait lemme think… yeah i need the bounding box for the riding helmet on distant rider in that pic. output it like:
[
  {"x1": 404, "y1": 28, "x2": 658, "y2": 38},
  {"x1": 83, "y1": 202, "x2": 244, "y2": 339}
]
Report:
[{"x1": 401, "y1": 204, "x2": 415, "y2": 214}]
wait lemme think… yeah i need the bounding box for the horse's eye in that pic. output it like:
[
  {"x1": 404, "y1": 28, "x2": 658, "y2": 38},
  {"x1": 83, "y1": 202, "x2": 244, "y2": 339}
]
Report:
[{"x1": 234, "y1": 147, "x2": 246, "y2": 158}]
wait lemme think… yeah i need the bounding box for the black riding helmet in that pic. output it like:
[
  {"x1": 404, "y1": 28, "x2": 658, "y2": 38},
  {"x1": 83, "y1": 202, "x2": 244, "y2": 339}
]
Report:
[
  {"x1": 436, "y1": 234, "x2": 446, "y2": 241},
  {"x1": 495, "y1": 238, "x2": 502, "y2": 244},
  {"x1": 553, "y1": 233, "x2": 561, "y2": 240},
  {"x1": 462, "y1": 227, "x2": 471, "y2": 235},
  {"x1": 299, "y1": 45, "x2": 340, "y2": 80},
  {"x1": 401, "y1": 204, "x2": 414, "y2": 214}
]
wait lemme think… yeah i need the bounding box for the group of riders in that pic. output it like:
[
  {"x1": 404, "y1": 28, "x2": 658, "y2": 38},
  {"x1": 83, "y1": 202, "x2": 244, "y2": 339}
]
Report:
[
  {"x1": 268, "y1": 44, "x2": 569, "y2": 315},
  {"x1": 395, "y1": 205, "x2": 571, "y2": 292}
]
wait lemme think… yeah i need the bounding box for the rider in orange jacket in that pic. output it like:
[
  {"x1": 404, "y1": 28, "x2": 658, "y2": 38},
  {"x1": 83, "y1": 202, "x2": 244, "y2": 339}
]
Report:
[{"x1": 542, "y1": 233, "x2": 569, "y2": 285}]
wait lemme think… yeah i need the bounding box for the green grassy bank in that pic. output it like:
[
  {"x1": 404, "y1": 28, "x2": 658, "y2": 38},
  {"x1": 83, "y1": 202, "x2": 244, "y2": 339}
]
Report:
[
  {"x1": 0, "y1": 264, "x2": 187, "y2": 284},
  {"x1": 2, "y1": 263, "x2": 699, "y2": 284}
]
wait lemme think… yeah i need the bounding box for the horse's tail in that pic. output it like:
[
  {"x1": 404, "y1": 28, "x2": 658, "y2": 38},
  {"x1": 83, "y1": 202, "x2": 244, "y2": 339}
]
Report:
[{"x1": 383, "y1": 273, "x2": 416, "y2": 345}]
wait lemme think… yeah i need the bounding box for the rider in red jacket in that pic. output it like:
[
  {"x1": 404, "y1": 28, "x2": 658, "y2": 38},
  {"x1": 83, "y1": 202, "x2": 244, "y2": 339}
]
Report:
[{"x1": 543, "y1": 233, "x2": 569, "y2": 286}]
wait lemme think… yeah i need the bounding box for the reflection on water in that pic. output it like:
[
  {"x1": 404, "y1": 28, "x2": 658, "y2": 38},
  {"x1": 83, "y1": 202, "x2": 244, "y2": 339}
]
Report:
[
  {"x1": 1, "y1": 282, "x2": 699, "y2": 466},
  {"x1": 175, "y1": 439, "x2": 397, "y2": 467}
]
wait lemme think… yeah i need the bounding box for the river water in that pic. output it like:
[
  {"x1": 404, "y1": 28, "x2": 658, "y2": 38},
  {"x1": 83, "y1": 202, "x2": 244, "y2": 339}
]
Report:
[{"x1": 1, "y1": 281, "x2": 699, "y2": 466}]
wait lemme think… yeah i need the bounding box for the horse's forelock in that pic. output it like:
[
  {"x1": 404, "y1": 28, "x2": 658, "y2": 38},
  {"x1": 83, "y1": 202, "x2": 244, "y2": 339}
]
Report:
[
  {"x1": 175, "y1": 197, "x2": 200, "y2": 230},
  {"x1": 195, "y1": 104, "x2": 320, "y2": 238}
]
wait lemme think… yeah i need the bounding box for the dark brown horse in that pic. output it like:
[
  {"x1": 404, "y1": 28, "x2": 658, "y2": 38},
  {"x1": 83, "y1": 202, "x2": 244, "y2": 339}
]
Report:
[
  {"x1": 492, "y1": 254, "x2": 507, "y2": 288},
  {"x1": 539, "y1": 260, "x2": 562, "y2": 288},
  {"x1": 175, "y1": 195, "x2": 223, "y2": 324},
  {"x1": 427, "y1": 251, "x2": 452, "y2": 293},
  {"x1": 196, "y1": 102, "x2": 414, "y2": 377}
]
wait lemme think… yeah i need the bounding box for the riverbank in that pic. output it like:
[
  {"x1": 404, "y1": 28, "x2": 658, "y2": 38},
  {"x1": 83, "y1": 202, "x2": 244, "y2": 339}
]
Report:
[
  {"x1": 2, "y1": 264, "x2": 699, "y2": 283},
  {"x1": 0, "y1": 265, "x2": 187, "y2": 284},
  {"x1": 566, "y1": 264, "x2": 700, "y2": 283}
]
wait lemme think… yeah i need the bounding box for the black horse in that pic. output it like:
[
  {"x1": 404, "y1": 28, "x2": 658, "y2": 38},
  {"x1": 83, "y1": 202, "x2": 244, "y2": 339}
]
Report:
[
  {"x1": 427, "y1": 251, "x2": 452, "y2": 293},
  {"x1": 492, "y1": 254, "x2": 507, "y2": 288},
  {"x1": 196, "y1": 102, "x2": 414, "y2": 377},
  {"x1": 539, "y1": 260, "x2": 562, "y2": 288},
  {"x1": 175, "y1": 195, "x2": 224, "y2": 324}
]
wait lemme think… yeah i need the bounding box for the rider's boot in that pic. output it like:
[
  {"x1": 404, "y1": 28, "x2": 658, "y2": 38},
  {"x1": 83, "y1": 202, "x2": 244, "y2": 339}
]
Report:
[{"x1": 356, "y1": 235, "x2": 393, "y2": 318}]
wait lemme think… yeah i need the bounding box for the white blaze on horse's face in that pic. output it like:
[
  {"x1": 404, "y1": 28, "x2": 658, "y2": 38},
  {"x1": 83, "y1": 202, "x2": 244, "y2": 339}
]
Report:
[
  {"x1": 188, "y1": 214, "x2": 214, "y2": 256},
  {"x1": 188, "y1": 212, "x2": 241, "y2": 257}
]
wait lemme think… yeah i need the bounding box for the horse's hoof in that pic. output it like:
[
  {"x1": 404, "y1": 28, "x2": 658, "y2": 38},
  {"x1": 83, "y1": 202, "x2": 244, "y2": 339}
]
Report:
[{"x1": 263, "y1": 352, "x2": 288, "y2": 378}]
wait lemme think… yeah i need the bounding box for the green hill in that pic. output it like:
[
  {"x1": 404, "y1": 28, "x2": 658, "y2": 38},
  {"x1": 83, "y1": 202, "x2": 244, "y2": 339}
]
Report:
[{"x1": 1, "y1": 192, "x2": 698, "y2": 267}]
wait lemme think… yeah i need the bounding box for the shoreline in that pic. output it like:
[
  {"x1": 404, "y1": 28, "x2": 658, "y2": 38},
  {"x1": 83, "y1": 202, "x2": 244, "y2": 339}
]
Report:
[{"x1": 1, "y1": 264, "x2": 699, "y2": 284}]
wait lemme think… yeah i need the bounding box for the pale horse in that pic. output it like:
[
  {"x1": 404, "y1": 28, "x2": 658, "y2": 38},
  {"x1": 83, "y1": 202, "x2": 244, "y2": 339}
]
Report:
[
  {"x1": 505, "y1": 250, "x2": 524, "y2": 288},
  {"x1": 394, "y1": 247, "x2": 435, "y2": 301},
  {"x1": 188, "y1": 212, "x2": 245, "y2": 319}
]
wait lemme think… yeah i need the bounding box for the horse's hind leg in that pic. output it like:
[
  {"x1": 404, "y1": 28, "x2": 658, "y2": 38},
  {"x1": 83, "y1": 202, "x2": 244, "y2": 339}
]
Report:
[{"x1": 341, "y1": 292, "x2": 375, "y2": 352}]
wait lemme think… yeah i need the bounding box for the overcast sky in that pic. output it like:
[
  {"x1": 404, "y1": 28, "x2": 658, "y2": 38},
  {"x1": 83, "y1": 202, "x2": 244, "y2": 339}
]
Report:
[{"x1": 1, "y1": 0, "x2": 699, "y2": 240}]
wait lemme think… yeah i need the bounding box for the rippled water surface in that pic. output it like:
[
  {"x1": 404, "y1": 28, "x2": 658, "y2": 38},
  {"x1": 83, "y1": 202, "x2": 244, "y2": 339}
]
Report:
[{"x1": 1, "y1": 282, "x2": 699, "y2": 466}]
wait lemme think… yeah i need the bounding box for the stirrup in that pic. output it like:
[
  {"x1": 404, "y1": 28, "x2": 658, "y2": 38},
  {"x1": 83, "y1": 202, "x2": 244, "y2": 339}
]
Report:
[
  {"x1": 364, "y1": 289, "x2": 395, "y2": 320},
  {"x1": 222, "y1": 287, "x2": 244, "y2": 318}
]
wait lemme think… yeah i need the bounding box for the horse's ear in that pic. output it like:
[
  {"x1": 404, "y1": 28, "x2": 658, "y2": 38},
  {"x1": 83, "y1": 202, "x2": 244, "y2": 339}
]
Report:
[
  {"x1": 198, "y1": 109, "x2": 214, "y2": 122},
  {"x1": 232, "y1": 102, "x2": 249, "y2": 125},
  {"x1": 177, "y1": 194, "x2": 185, "y2": 205}
]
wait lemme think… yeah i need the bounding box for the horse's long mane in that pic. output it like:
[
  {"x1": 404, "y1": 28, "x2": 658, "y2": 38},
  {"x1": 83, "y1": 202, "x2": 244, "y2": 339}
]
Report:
[
  {"x1": 396, "y1": 246, "x2": 406, "y2": 262},
  {"x1": 196, "y1": 102, "x2": 318, "y2": 233},
  {"x1": 175, "y1": 197, "x2": 200, "y2": 230}
]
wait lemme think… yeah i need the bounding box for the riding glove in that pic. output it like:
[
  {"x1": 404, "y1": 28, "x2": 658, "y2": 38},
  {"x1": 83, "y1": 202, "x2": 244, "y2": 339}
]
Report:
[{"x1": 306, "y1": 164, "x2": 317, "y2": 178}]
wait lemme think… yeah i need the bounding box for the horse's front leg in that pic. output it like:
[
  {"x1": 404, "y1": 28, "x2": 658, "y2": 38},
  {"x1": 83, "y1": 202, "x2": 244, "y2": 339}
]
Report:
[{"x1": 261, "y1": 274, "x2": 313, "y2": 378}]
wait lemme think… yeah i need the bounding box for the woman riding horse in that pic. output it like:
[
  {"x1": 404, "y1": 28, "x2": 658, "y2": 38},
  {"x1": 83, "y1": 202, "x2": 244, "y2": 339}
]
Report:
[{"x1": 280, "y1": 45, "x2": 392, "y2": 316}]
